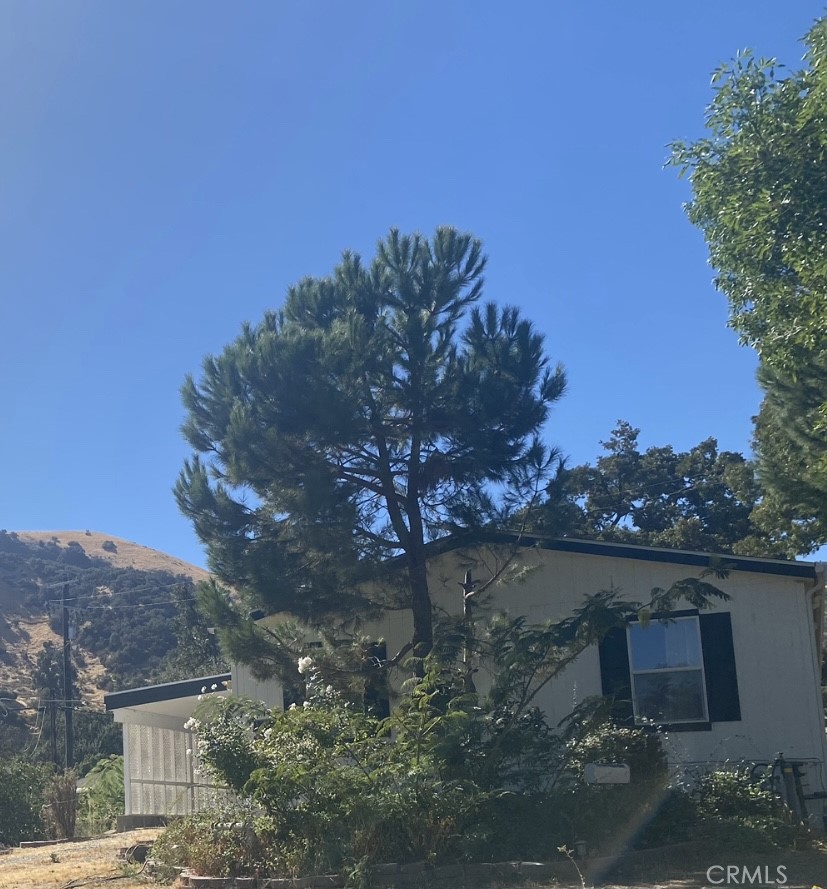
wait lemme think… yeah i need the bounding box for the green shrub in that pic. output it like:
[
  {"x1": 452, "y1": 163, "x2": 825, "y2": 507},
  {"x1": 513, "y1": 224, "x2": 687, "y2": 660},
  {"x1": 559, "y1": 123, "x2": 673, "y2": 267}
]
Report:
[
  {"x1": 635, "y1": 785, "x2": 699, "y2": 848},
  {"x1": 180, "y1": 653, "x2": 672, "y2": 878},
  {"x1": 186, "y1": 695, "x2": 267, "y2": 794},
  {"x1": 77, "y1": 755, "x2": 124, "y2": 834},
  {"x1": 691, "y1": 768, "x2": 809, "y2": 850},
  {"x1": 152, "y1": 807, "x2": 273, "y2": 879},
  {"x1": 0, "y1": 758, "x2": 49, "y2": 845},
  {"x1": 173, "y1": 609, "x2": 809, "y2": 877}
]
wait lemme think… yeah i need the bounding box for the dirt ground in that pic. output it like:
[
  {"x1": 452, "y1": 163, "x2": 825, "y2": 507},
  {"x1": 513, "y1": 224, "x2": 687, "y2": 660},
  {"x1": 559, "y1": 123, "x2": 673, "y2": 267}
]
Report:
[
  {"x1": 0, "y1": 831, "x2": 824, "y2": 889},
  {"x1": 0, "y1": 829, "x2": 160, "y2": 889},
  {"x1": 596, "y1": 847, "x2": 827, "y2": 888}
]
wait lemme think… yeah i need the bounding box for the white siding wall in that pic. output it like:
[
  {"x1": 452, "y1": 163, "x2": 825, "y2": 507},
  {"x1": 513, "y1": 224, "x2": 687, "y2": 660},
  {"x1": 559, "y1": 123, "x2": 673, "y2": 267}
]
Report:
[
  {"x1": 415, "y1": 547, "x2": 827, "y2": 790},
  {"x1": 232, "y1": 663, "x2": 284, "y2": 709},
  {"x1": 233, "y1": 546, "x2": 826, "y2": 799}
]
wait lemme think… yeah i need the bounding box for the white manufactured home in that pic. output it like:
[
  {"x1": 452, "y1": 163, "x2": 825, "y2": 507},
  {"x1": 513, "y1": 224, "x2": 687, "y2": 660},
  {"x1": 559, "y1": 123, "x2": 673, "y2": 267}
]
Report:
[{"x1": 106, "y1": 537, "x2": 827, "y2": 826}]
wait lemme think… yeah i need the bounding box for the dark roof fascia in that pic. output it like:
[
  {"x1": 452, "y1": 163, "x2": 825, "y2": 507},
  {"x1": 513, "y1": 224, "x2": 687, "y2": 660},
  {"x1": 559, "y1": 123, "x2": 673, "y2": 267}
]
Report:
[
  {"x1": 104, "y1": 673, "x2": 231, "y2": 712},
  {"x1": 423, "y1": 532, "x2": 817, "y2": 581}
]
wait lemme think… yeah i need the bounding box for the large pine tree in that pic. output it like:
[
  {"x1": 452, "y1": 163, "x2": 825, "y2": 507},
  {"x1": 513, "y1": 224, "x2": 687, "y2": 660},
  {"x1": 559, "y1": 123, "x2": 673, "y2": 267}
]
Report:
[{"x1": 176, "y1": 228, "x2": 565, "y2": 669}]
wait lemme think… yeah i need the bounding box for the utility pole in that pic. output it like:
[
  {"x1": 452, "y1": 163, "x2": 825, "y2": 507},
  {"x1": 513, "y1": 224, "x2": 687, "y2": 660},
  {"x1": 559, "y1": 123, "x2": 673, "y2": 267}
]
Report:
[
  {"x1": 62, "y1": 583, "x2": 73, "y2": 769},
  {"x1": 45, "y1": 695, "x2": 58, "y2": 767}
]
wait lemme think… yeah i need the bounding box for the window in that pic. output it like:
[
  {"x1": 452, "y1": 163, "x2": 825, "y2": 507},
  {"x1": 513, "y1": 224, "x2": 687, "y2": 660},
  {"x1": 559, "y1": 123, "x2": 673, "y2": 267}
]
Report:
[
  {"x1": 600, "y1": 610, "x2": 741, "y2": 729},
  {"x1": 627, "y1": 617, "x2": 708, "y2": 724}
]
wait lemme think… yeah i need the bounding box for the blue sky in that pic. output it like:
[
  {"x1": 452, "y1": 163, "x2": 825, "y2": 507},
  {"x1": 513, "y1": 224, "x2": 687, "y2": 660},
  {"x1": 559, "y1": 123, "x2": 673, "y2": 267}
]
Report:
[{"x1": 1, "y1": 2, "x2": 822, "y2": 569}]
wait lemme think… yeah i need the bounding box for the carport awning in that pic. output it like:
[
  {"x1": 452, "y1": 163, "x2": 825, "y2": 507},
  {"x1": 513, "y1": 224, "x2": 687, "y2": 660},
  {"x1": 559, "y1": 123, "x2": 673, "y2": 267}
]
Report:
[
  {"x1": 104, "y1": 674, "x2": 231, "y2": 729},
  {"x1": 104, "y1": 673, "x2": 230, "y2": 711}
]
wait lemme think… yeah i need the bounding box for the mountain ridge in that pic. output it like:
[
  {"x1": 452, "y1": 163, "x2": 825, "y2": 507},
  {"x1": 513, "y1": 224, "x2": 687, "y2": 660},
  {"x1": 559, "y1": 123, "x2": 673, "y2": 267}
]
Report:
[
  {"x1": 15, "y1": 531, "x2": 209, "y2": 582},
  {"x1": 0, "y1": 530, "x2": 212, "y2": 717}
]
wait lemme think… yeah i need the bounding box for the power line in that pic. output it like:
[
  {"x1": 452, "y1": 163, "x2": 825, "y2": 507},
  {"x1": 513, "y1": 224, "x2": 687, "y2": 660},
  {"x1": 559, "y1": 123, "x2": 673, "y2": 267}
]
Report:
[
  {"x1": 71, "y1": 597, "x2": 199, "y2": 611},
  {"x1": 26, "y1": 704, "x2": 46, "y2": 758},
  {"x1": 47, "y1": 578, "x2": 198, "y2": 606}
]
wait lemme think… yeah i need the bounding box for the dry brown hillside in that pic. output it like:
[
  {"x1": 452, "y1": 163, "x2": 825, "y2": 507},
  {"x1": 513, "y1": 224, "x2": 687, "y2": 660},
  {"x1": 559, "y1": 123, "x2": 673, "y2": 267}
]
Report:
[
  {"x1": 0, "y1": 531, "x2": 210, "y2": 713},
  {"x1": 16, "y1": 531, "x2": 209, "y2": 583}
]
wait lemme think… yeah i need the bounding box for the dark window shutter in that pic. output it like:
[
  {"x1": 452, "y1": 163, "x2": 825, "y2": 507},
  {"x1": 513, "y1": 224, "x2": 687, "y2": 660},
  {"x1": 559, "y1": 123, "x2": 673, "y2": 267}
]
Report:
[
  {"x1": 598, "y1": 627, "x2": 634, "y2": 725},
  {"x1": 699, "y1": 612, "x2": 741, "y2": 722}
]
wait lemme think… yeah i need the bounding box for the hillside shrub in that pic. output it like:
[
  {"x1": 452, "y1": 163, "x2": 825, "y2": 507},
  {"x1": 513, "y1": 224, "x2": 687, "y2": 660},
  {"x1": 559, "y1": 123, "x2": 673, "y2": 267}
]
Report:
[{"x1": 59, "y1": 542, "x2": 91, "y2": 568}]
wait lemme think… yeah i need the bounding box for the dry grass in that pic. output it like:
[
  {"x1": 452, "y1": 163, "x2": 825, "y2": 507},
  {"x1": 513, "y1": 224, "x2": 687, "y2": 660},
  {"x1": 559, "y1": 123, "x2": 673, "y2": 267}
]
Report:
[{"x1": 0, "y1": 829, "x2": 161, "y2": 889}]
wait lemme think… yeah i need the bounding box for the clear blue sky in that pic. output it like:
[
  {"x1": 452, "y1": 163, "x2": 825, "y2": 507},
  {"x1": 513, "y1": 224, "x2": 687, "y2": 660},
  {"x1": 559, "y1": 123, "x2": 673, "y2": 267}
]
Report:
[{"x1": 1, "y1": 2, "x2": 822, "y2": 569}]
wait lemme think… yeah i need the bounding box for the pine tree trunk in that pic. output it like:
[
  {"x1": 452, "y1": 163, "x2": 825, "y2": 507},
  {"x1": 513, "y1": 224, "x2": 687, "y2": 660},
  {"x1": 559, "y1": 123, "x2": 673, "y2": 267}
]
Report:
[{"x1": 408, "y1": 547, "x2": 433, "y2": 658}]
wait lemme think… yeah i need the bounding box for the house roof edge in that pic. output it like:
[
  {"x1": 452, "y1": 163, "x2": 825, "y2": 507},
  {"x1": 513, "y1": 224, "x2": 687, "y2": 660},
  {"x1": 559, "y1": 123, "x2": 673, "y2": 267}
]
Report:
[
  {"x1": 422, "y1": 532, "x2": 817, "y2": 580},
  {"x1": 104, "y1": 673, "x2": 231, "y2": 712}
]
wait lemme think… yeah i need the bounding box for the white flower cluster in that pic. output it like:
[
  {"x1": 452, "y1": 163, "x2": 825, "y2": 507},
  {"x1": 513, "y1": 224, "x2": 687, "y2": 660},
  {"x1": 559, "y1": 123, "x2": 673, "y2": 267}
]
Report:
[
  {"x1": 195, "y1": 683, "x2": 220, "y2": 702},
  {"x1": 297, "y1": 656, "x2": 314, "y2": 675},
  {"x1": 256, "y1": 725, "x2": 320, "y2": 767}
]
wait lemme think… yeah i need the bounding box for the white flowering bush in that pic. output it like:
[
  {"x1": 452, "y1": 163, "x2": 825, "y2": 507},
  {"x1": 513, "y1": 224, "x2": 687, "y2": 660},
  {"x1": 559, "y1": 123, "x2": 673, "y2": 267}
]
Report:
[
  {"x1": 188, "y1": 694, "x2": 268, "y2": 794},
  {"x1": 242, "y1": 660, "x2": 483, "y2": 876},
  {"x1": 181, "y1": 601, "x2": 787, "y2": 880},
  {"x1": 181, "y1": 644, "x2": 667, "y2": 877}
]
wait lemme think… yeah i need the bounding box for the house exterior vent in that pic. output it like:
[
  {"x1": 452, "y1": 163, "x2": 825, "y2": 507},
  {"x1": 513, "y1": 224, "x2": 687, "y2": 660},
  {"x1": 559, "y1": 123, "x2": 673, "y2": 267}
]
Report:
[{"x1": 584, "y1": 762, "x2": 630, "y2": 784}]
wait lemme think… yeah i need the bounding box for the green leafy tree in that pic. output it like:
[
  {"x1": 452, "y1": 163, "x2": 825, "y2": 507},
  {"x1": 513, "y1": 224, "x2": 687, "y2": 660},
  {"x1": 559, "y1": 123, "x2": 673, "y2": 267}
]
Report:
[
  {"x1": 670, "y1": 19, "x2": 827, "y2": 544},
  {"x1": 535, "y1": 421, "x2": 803, "y2": 556},
  {"x1": 32, "y1": 641, "x2": 77, "y2": 764},
  {"x1": 0, "y1": 759, "x2": 48, "y2": 845},
  {"x1": 0, "y1": 691, "x2": 32, "y2": 757},
  {"x1": 153, "y1": 584, "x2": 227, "y2": 683},
  {"x1": 72, "y1": 711, "x2": 123, "y2": 777},
  {"x1": 33, "y1": 641, "x2": 71, "y2": 700},
  {"x1": 750, "y1": 361, "x2": 827, "y2": 554},
  {"x1": 176, "y1": 228, "x2": 566, "y2": 669},
  {"x1": 30, "y1": 644, "x2": 121, "y2": 773}
]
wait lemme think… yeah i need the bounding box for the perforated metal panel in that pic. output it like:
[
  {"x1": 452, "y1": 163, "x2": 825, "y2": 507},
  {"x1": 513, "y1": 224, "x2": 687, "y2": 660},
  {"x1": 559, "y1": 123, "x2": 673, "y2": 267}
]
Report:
[{"x1": 124, "y1": 724, "x2": 226, "y2": 816}]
